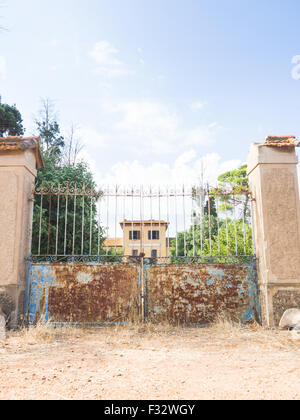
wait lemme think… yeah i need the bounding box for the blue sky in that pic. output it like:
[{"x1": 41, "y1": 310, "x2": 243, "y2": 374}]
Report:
[{"x1": 1, "y1": 0, "x2": 300, "y2": 186}]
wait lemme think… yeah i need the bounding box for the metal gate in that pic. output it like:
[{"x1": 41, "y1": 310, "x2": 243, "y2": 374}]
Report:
[{"x1": 25, "y1": 183, "x2": 260, "y2": 325}]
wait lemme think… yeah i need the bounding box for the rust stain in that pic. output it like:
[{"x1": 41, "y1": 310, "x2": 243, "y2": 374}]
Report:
[
  {"x1": 28, "y1": 260, "x2": 258, "y2": 325},
  {"x1": 42, "y1": 263, "x2": 139, "y2": 323},
  {"x1": 145, "y1": 264, "x2": 254, "y2": 324}
]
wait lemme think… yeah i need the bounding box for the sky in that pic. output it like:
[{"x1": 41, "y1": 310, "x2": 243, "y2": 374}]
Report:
[{"x1": 1, "y1": 0, "x2": 300, "y2": 188}]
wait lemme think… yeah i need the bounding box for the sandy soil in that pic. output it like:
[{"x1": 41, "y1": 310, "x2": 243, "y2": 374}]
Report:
[{"x1": 0, "y1": 322, "x2": 299, "y2": 400}]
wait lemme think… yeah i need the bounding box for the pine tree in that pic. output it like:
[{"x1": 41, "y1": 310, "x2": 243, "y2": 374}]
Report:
[
  {"x1": 0, "y1": 102, "x2": 25, "y2": 137},
  {"x1": 35, "y1": 98, "x2": 65, "y2": 158}
]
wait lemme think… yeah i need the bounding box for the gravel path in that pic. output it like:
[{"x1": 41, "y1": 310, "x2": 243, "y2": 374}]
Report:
[{"x1": 0, "y1": 325, "x2": 299, "y2": 400}]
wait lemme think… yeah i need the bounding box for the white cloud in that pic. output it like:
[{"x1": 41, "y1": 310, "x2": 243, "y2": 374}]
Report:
[
  {"x1": 90, "y1": 150, "x2": 241, "y2": 188},
  {"x1": 0, "y1": 56, "x2": 6, "y2": 81},
  {"x1": 78, "y1": 149, "x2": 103, "y2": 186},
  {"x1": 174, "y1": 150, "x2": 197, "y2": 167},
  {"x1": 78, "y1": 126, "x2": 107, "y2": 149},
  {"x1": 190, "y1": 101, "x2": 207, "y2": 111},
  {"x1": 93, "y1": 100, "x2": 218, "y2": 156},
  {"x1": 115, "y1": 101, "x2": 179, "y2": 146},
  {"x1": 50, "y1": 39, "x2": 59, "y2": 48},
  {"x1": 50, "y1": 65, "x2": 61, "y2": 72},
  {"x1": 137, "y1": 47, "x2": 145, "y2": 65},
  {"x1": 90, "y1": 41, "x2": 133, "y2": 78},
  {"x1": 184, "y1": 124, "x2": 219, "y2": 147}
]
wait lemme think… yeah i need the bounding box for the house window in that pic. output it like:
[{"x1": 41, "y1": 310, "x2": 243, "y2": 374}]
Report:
[
  {"x1": 129, "y1": 231, "x2": 141, "y2": 240},
  {"x1": 148, "y1": 231, "x2": 160, "y2": 240},
  {"x1": 151, "y1": 249, "x2": 158, "y2": 259},
  {"x1": 132, "y1": 250, "x2": 139, "y2": 257}
]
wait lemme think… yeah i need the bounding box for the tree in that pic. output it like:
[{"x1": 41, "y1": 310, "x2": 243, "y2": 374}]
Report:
[
  {"x1": 35, "y1": 98, "x2": 65, "y2": 159},
  {"x1": 170, "y1": 165, "x2": 253, "y2": 260},
  {"x1": 31, "y1": 155, "x2": 106, "y2": 257},
  {"x1": 62, "y1": 124, "x2": 84, "y2": 167},
  {"x1": 217, "y1": 164, "x2": 250, "y2": 220},
  {"x1": 218, "y1": 164, "x2": 249, "y2": 191},
  {"x1": 31, "y1": 100, "x2": 108, "y2": 258},
  {"x1": 32, "y1": 162, "x2": 106, "y2": 257},
  {"x1": 170, "y1": 215, "x2": 253, "y2": 261},
  {"x1": 0, "y1": 103, "x2": 25, "y2": 137}
]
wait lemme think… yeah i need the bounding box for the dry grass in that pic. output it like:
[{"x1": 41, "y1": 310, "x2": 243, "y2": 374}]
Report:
[
  {"x1": 209, "y1": 314, "x2": 243, "y2": 334},
  {"x1": 8, "y1": 320, "x2": 87, "y2": 346},
  {"x1": 4, "y1": 318, "x2": 300, "y2": 350},
  {"x1": 1, "y1": 321, "x2": 300, "y2": 400},
  {"x1": 208, "y1": 314, "x2": 300, "y2": 350}
]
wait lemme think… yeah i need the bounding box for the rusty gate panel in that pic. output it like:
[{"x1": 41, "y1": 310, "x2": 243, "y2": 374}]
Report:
[
  {"x1": 27, "y1": 263, "x2": 140, "y2": 324},
  {"x1": 144, "y1": 261, "x2": 259, "y2": 325}
]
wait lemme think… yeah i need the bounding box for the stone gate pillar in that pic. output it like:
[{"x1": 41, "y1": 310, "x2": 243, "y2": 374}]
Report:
[
  {"x1": 0, "y1": 137, "x2": 44, "y2": 328},
  {"x1": 247, "y1": 136, "x2": 300, "y2": 327}
]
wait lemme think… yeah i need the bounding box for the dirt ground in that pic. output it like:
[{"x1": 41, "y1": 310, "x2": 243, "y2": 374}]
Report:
[{"x1": 0, "y1": 321, "x2": 299, "y2": 400}]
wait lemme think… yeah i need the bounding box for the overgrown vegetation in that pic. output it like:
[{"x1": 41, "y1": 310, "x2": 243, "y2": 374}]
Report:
[
  {"x1": 0, "y1": 103, "x2": 25, "y2": 137},
  {"x1": 170, "y1": 165, "x2": 253, "y2": 260}
]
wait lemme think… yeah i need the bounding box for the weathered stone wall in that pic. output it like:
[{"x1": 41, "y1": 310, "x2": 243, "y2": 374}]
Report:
[
  {"x1": 0, "y1": 138, "x2": 43, "y2": 328},
  {"x1": 247, "y1": 141, "x2": 300, "y2": 327}
]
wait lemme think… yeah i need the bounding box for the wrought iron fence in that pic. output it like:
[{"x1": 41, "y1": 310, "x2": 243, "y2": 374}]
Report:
[{"x1": 30, "y1": 183, "x2": 254, "y2": 264}]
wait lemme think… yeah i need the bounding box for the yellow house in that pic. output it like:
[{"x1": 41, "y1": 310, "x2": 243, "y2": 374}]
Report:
[{"x1": 120, "y1": 220, "x2": 171, "y2": 258}]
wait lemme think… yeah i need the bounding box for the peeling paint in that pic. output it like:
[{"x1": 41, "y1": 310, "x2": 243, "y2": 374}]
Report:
[
  {"x1": 145, "y1": 261, "x2": 260, "y2": 325},
  {"x1": 77, "y1": 272, "x2": 93, "y2": 285},
  {"x1": 28, "y1": 263, "x2": 139, "y2": 324},
  {"x1": 26, "y1": 259, "x2": 260, "y2": 326}
]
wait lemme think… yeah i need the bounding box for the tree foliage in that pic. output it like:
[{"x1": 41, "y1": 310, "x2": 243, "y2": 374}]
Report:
[
  {"x1": 31, "y1": 155, "x2": 107, "y2": 257},
  {"x1": 217, "y1": 164, "x2": 249, "y2": 191},
  {"x1": 0, "y1": 103, "x2": 25, "y2": 137},
  {"x1": 170, "y1": 217, "x2": 253, "y2": 261},
  {"x1": 31, "y1": 100, "x2": 108, "y2": 257},
  {"x1": 170, "y1": 165, "x2": 253, "y2": 261},
  {"x1": 62, "y1": 124, "x2": 84, "y2": 167},
  {"x1": 217, "y1": 164, "x2": 250, "y2": 219},
  {"x1": 35, "y1": 99, "x2": 65, "y2": 158}
]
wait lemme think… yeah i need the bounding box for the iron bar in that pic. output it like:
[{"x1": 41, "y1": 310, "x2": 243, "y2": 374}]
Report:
[
  {"x1": 64, "y1": 194, "x2": 68, "y2": 256},
  {"x1": 38, "y1": 194, "x2": 43, "y2": 256},
  {"x1": 183, "y1": 186, "x2": 186, "y2": 257},
  {"x1": 233, "y1": 193, "x2": 238, "y2": 256},
  {"x1": 90, "y1": 196, "x2": 93, "y2": 256},
  {"x1": 55, "y1": 189, "x2": 60, "y2": 256},
  {"x1": 208, "y1": 187, "x2": 212, "y2": 256},
  {"x1": 98, "y1": 199, "x2": 101, "y2": 256},
  {"x1": 159, "y1": 186, "x2": 161, "y2": 258},
  {"x1": 199, "y1": 184, "x2": 203, "y2": 257},
  {"x1": 150, "y1": 186, "x2": 153, "y2": 255},
  {"x1": 167, "y1": 187, "x2": 170, "y2": 254},
  {"x1": 72, "y1": 187, "x2": 77, "y2": 256},
  {"x1": 192, "y1": 189, "x2": 195, "y2": 257},
  {"x1": 225, "y1": 196, "x2": 229, "y2": 256},
  {"x1": 243, "y1": 198, "x2": 247, "y2": 256},
  {"x1": 47, "y1": 195, "x2": 52, "y2": 256},
  {"x1": 106, "y1": 186, "x2": 109, "y2": 256},
  {"x1": 81, "y1": 195, "x2": 85, "y2": 256},
  {"x1": 31, "y1": 183, "x2": 253, "y2": 260},
  {"x1": 131, "y1": 187, "x2": 134, "y2": 257},
  {"x1": 175, "y1": 187, "x2": 178, "y2": 257},
  {"x1": 216, "y1": 185, "x2": 221, "y2": 256}
]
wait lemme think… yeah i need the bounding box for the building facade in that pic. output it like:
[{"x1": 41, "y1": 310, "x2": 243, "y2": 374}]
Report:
[{"x1": 120, "y1": 220, "x2": 171, "y2": 258}]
